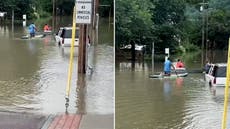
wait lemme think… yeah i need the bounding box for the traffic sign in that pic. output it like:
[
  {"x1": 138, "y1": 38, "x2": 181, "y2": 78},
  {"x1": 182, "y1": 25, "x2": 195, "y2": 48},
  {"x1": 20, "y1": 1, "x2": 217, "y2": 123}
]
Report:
[{"x1": 76, "y1": 0, "x2": 92, "y2": 24}]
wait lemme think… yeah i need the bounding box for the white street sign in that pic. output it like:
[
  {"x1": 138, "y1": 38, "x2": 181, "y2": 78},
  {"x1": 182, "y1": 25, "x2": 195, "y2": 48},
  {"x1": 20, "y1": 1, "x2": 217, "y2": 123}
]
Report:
[
  {"x1": 165, "y1": 48, "x2": 169, "y2": 54},
  {"x1": 76, "y1": 0, "x2": 92, "y2": 24},
  {"x1": 23, "y1": 14, "x2": 26, "y2": 20}
]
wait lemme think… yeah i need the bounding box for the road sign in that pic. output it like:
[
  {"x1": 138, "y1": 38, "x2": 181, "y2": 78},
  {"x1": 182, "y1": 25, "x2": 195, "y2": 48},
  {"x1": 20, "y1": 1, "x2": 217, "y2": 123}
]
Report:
[
  {"x1": 23, "y1": 14, "x2": 26, "y2": 20},
  {"x1": 76, "y1": 0, "x2": 92, "y2": 24},
  {"x1": 165, "y1": 48, "x2": 169, "y2": 54}
]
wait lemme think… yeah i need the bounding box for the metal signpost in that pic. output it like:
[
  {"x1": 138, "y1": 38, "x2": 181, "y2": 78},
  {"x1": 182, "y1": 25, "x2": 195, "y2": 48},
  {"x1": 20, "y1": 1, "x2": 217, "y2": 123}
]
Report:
[
  {"x1": 165, "y1": 48, "x2": 169, "y2": 61},
  {"x1": 22, "y1": 14, "x2": 26, "y2": 27},
  {"x1": 76, "y1": 0, "x2": 92, "y2": 73}
]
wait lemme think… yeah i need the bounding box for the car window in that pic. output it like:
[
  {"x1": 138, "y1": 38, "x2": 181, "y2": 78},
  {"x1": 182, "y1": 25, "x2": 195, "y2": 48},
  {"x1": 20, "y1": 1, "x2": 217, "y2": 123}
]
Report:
[
  {"x1": 64, "y1": 29, "x2": 79, "y2": 38},
  {"x1": 215, "y1": 66, "x2": 226, "y2": 77}
]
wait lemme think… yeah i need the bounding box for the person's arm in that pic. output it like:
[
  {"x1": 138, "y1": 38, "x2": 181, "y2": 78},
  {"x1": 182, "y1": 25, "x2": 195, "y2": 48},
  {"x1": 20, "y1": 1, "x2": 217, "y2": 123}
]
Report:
[{"x1": 171, "y1": 63, "x2": 176, "y2": 70}]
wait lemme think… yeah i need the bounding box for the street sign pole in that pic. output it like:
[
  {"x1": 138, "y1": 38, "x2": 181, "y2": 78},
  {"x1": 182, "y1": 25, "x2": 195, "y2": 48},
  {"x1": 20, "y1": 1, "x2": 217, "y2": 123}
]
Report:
[{"x1": 76, "y1": 0, "x2": 92, "y2": 74}]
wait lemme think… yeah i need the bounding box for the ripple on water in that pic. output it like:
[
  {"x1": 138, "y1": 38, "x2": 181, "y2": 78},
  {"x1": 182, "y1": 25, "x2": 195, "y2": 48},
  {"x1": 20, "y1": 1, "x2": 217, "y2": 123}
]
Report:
[{"x1": 116, "y1": 70, "x2": 230, "y2": 128}]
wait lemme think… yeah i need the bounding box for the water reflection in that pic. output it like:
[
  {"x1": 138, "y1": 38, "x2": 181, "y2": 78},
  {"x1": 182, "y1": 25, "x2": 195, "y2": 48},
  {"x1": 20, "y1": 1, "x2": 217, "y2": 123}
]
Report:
[
  {"x1": 117, "y1": 61, "x2": 148, "y2": 71},
  {"x1": 116, "y1": 59, "x2": 230, "y2": 128},
  {"x1": 0, "y1": 17, "x2": 114, "y2": 116},
  {"x1": 163, "y1": 79, "x2": 172, "y2": 101},
  {"x1": 176, "y1": 77, "x2": 184, "y2": 87},
  {"x1": 60, "y1": 47, "x2": 79, "y2": 58}
]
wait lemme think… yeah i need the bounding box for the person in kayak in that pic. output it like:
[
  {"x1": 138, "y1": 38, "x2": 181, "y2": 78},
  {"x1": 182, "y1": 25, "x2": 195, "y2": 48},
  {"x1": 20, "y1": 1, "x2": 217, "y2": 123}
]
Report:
[
  {"x1": 28, "y1": 23, "x2": 36, "y2": 38},
  {"x1": 164, "y1": 57, "x2": 175, "y2": 76},
  {"x1": 176, "y1": 59, "x2": 185, "y2": 68}
]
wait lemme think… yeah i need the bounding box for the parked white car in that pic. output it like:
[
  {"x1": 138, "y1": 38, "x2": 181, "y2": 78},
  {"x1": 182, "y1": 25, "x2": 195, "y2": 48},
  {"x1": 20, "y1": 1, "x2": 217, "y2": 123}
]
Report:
[
  {"x1": 205, "y1": 63, "x2": 227, "y2": 87},
  {"x1": 55, "y1": 27, "x2": 79, "y2": 47}
]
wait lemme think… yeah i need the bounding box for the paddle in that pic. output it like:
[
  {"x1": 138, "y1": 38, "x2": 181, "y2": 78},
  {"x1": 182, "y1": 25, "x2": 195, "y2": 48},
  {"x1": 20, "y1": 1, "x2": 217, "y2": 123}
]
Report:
[
  {"x1": 174, "y1": 69, "x2": 179, "y2": 77},
  {"x1": 172, "y1": 66, "x2": 179, "y2": 77}
]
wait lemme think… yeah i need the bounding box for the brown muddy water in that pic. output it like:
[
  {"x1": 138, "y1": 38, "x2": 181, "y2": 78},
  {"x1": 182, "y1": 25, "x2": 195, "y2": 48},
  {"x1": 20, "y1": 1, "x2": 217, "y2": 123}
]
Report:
[
  {"x1": 0, "y1": 17, "x2": 114, "y2": 116},
  {"x1": 115, "y1": 51, "x2": 230, "y2": 129}
]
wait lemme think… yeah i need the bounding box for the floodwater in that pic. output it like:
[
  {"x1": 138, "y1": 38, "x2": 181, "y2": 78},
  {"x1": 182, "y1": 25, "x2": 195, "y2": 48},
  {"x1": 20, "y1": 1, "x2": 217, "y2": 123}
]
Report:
[
  {"x1": 115, "y1": 51, "x2": 230, "y2": 129},
  {"x1": 0, "y1": 17, "x2": 114, "y2": 116}
]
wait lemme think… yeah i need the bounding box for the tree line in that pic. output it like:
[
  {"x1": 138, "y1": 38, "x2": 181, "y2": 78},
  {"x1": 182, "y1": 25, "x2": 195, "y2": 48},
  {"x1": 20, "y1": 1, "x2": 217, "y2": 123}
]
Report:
[{"x1": 116, "y1": 0, "x2": 230, "y2": 54}]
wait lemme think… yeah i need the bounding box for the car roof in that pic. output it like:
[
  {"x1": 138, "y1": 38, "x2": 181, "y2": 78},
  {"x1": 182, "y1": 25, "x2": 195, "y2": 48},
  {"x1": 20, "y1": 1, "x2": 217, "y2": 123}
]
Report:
[
  {"x1": 61, "y1": 27, "x2": 80, "y2": 30},
  {"x1": 211, "y1": 63, "x2": 227, "y2": 67}
]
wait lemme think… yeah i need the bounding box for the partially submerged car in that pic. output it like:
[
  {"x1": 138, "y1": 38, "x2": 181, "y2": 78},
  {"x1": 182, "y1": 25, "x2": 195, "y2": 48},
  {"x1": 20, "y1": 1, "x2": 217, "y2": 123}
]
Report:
[
  {"x1": 205, "y1": 63, "x2": 227, "y2": 87},
  {"x1": 55, "y1": 27, "x2": 79, "y2": 47}
]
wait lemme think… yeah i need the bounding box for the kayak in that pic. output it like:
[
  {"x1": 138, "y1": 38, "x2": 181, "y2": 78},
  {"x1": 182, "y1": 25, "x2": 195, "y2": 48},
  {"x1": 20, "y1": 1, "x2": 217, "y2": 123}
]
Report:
[
  {"x1": 149, "y1": 68, "x2": 188, "y2": 78},
  {"x1": 21, "y1": 34, "x2": 46, "y2": 39},
  {"x1": 43, "y1": 30, "x2": 52, "y2": 35},
  {"x1": 149, "y1": 72, "x2": 188, "y2": 78}
]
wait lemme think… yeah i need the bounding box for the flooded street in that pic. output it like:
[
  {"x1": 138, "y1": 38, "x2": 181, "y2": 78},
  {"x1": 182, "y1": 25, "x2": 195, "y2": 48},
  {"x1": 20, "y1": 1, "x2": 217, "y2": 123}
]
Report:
[
  {"x1": 0, "y1": 18, "x2": 114, "y2": 116},
  {"x1": 115, "y1": 52, "x2": 230, "y2": 129}
]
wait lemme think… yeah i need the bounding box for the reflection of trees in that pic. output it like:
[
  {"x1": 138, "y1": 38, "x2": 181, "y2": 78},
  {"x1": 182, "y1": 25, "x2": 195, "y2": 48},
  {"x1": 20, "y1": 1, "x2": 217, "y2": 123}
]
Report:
[{"x1": 117, "y1": 61, "x2": 148, "y2": 71}]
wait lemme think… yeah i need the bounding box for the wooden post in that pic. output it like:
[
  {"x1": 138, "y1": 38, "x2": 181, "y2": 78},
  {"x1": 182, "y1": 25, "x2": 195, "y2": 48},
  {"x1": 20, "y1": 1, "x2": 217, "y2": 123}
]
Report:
[
  {"x1": 76, "y1": 74, "x2": 86, "y2": 113},
  {"x1": 96, "y1": 13, "x2": 99, "y2": 44},
  {"x1": 108, "y1": 6, "x2": 111, "y2": 31},
  {"x1": 78, "y1": 25, "x2": 83, "y2": 73},
  {"x1": 152, "y1": 42, "x2": 154, "y2": 74},
  {"x1": 12, "y1": 9, "x2": 14, "y2": 38},
  {"x1": 92, "y1": 0, "x2": 99, "y2": 44},
  {"x1": 131, "y1": 40, "x2": 135, "y2": 61},
  {"x1": 78, "y1": 25, "x2": 87, "y2": 73},
  {"x1": 82, "y1": 25, "x2": 87, "y2": 73},
  {"x1": 52, "y1": 0, "x2": 56, "y2": 32}
]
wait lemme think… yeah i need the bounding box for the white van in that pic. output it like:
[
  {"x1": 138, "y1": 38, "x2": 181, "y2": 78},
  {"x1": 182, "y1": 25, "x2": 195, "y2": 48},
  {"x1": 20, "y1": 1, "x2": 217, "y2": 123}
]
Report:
[
  {"x1": 205, "y1": 63, "x2": 227, "y2": 87},
  {"x1": 55, "y1": 27, "x2": 79, "y2": 47}
]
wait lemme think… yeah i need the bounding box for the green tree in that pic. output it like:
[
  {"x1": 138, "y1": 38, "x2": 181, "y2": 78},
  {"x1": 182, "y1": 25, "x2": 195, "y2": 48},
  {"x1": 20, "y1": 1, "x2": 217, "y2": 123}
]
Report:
[
  {"x1": 115, "y1": 0, "x2": 153, "y2": 49},
  {"x1": 206, "y1": 0, "x2": 230, "y2": 49},
  {"x1": 151, "y1": 0, "x2": 186, "y2": 53},
  {"x1": 183, "y1": 0, "x2": 230, "y2": 50}
]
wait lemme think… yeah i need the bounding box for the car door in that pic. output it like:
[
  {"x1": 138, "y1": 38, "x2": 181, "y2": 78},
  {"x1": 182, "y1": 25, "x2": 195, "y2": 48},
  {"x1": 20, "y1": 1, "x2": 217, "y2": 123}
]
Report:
[
  {"x1": 205, "y1": 65, "x2": 214, "y2": 83},
  {"x1": 55, "y1": 28, "x2": 63, "y2": 44}
]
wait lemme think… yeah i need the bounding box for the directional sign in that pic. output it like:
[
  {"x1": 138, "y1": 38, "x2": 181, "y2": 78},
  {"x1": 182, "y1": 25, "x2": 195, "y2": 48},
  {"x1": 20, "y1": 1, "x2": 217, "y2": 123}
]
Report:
[{"x1": 76, "y1": 0, "x2": 92, "y2": 24}]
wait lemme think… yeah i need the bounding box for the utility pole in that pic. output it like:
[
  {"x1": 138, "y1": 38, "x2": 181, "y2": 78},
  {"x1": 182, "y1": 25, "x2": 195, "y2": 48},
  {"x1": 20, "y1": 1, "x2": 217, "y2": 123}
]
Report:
[
  {"x1": 78, "y1": 25, "x2": 87, "y2": 73},
  {"x1": 92, "y1": 0, "x2": 99, "y2": 44},
  {"x1": 206, "y1": 6, "x2": 209, "y2": 52},
  {"x1": 9, "y1": 5, "x2": 15, "y2": 38},
  {"x1": 76, "y1": 0, "x2": 94, "y2": 73},
  {"x1": 200, "y1": 1, "x2": 208, "y2": 66},
  {"x1": 52, "y1": 0, "x2": 56, "y2": 32},
  {"x1": 152, "y1": 42, "x2": 154, "y2": 74}
]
